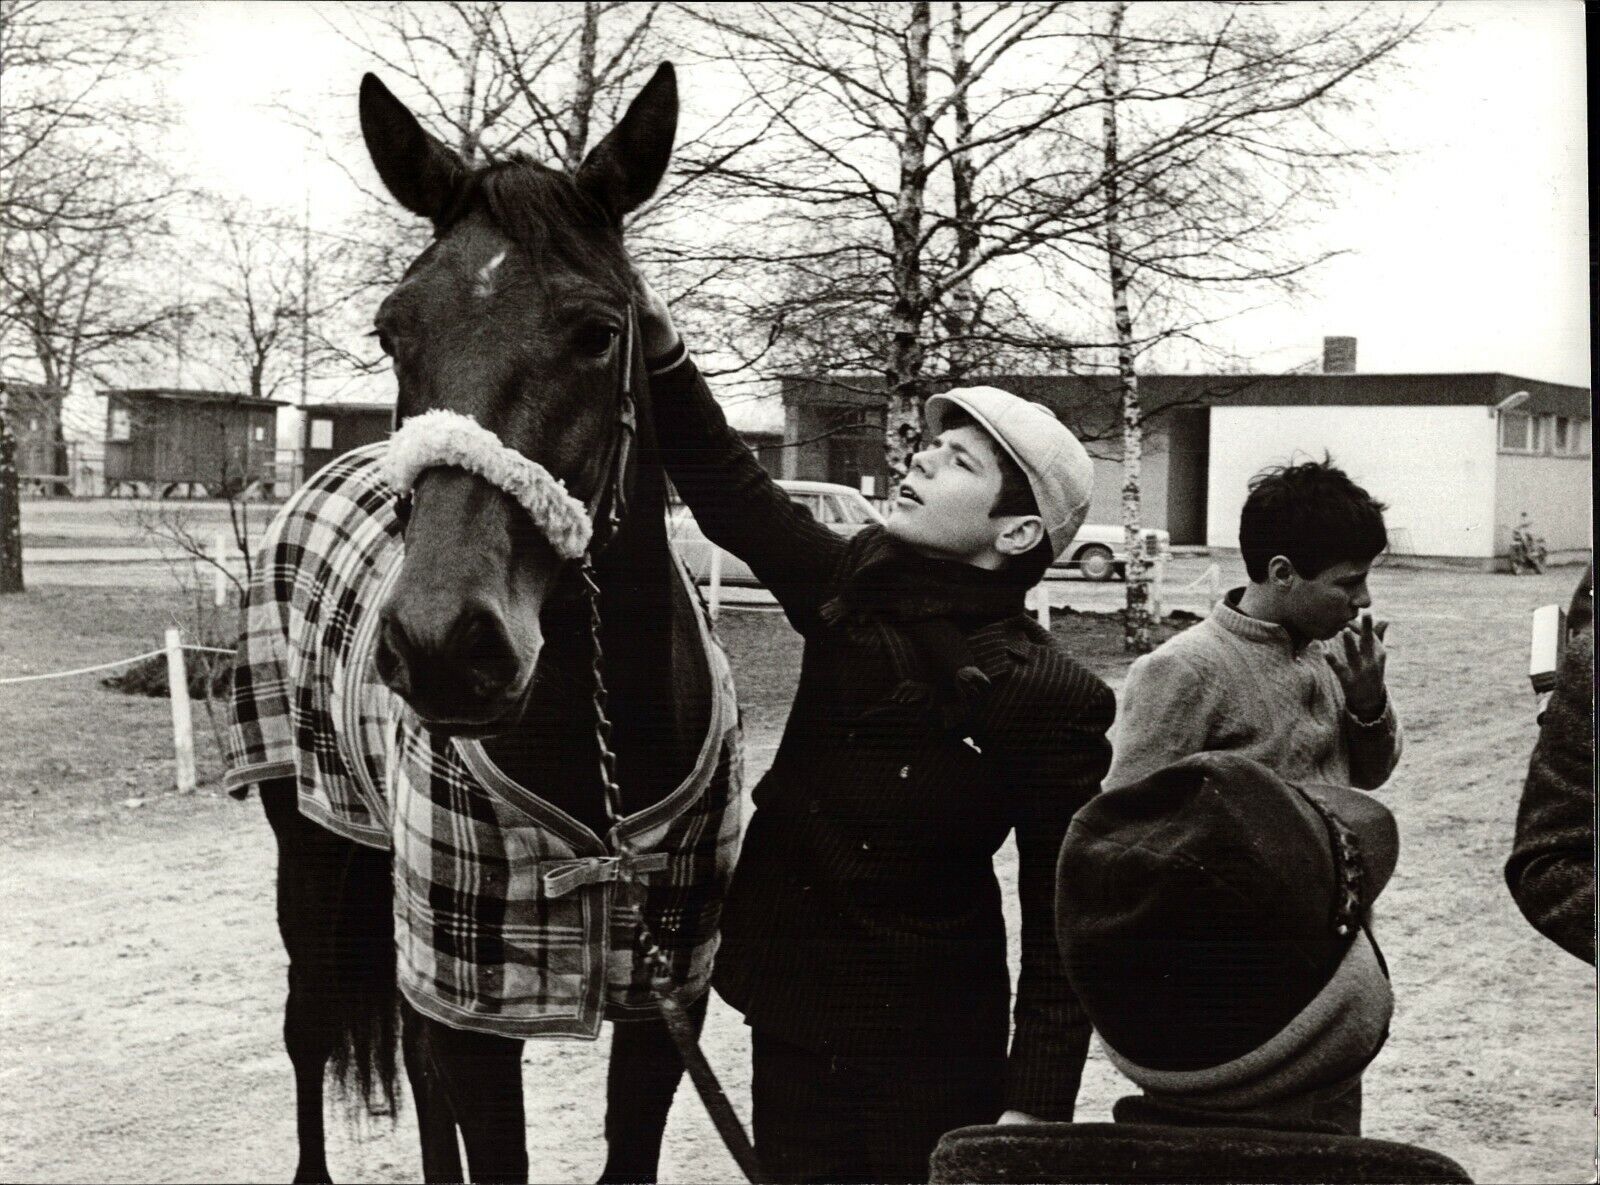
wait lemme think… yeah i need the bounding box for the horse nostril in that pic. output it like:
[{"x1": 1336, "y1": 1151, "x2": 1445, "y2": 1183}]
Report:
[
  {"x1": 375, "y1": 615, "x2": 415, "y2": 698},
  {"x1": 454, "y1": 606, "x2": 520, "y2": 699}
]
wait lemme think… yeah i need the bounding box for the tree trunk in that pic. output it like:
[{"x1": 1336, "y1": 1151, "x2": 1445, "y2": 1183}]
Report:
[
  {"x1": 883, "y1": 0, "x2": 933, "y2": 483},
  {"x1": 0, "y1": 405, "x2": 24, "y2": 594},
  {"x1": 941, "y1": 1, "x2": 979, "y2": 383},
  {"x1": 565, "y1": 1, "x2": 601, "y2": 171},
  {"x1": 1100, "y1": 2, "x2": 1151, "y2": 653},
  {"x1": 457, "y1": 10, "x2": 488, "y2": 165}
]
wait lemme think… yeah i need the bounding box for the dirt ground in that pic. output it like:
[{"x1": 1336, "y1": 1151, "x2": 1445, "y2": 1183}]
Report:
[{"x1": 1, "y1": 557, "x2": 1594, "y2": 1184}]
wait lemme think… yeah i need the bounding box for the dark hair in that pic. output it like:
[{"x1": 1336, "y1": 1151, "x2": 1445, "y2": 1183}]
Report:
[{"x1": 1239, "y1": 457, "x2": 1388, "y2": 582}]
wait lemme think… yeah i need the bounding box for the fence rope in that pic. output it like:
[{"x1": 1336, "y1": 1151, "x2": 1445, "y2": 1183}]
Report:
[{"x1": 0, "y1": 644, "x2": 236, "y2": 686}]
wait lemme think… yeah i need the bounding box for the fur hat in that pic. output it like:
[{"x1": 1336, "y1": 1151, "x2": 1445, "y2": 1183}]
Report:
[{"x1": 930, "y1": 1121, "x2": 1472, "y2": 1184}]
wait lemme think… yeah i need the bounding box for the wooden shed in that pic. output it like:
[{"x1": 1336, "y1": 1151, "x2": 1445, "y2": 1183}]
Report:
[
  {"x1": 102, "y1": 387, "x2": 286, "y2": 497},
  {"x1": 0, "y1": 377, "x2": 70, "y2": 493},
  {"x1": 302, "y1": 402, "x2": 394, "y2": 478}
]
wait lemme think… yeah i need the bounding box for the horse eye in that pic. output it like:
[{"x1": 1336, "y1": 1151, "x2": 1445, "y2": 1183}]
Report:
[
  {"x1": 369, "y1": 328, "x2": 395, "y2": 357},
  {"x1": 575, "y1": 323, "x2": 619, "y2": 358}
]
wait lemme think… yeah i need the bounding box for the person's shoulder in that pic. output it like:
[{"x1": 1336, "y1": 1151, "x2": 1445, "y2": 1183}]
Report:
[
  {"x1": 998, "y1": 618, "x2": 1115, "y2": 725},
  {"x1": 1126, "y1": 621, "x2": 1221, "y2": 684}
]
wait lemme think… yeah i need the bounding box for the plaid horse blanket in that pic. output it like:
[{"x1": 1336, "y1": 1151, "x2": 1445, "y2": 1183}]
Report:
[{"x1": 225, "y1": 444, "x2": 742, "y2": 1039}]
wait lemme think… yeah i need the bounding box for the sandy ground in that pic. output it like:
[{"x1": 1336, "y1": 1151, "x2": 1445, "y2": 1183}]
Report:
[{"x1": 1, "y1": 553, "x2": 1594, "y2": 1184}]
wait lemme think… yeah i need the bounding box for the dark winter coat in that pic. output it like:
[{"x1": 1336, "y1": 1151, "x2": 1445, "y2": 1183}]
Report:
[
  {"x1": 1506, "y1": 618, "x2": 1595, "y2": 964},
  {"x1": 650, "y1": 348, "x2": 1115, "y2": 1120}
]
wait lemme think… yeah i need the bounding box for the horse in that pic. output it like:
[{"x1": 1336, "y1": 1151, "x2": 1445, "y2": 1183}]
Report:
[{"x1": 226, "y1": 63, "x2": 744, "y2": 1184}]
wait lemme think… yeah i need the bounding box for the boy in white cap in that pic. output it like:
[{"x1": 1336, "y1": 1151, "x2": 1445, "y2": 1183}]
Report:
[{"x1": 632, "y1": 272, "x2": 1115, "y2": 1185}]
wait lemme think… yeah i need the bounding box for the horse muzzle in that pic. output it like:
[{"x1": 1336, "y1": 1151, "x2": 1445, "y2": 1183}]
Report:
[{"x1": 375, "y1": 592, "x2": 541, "y2": 732}]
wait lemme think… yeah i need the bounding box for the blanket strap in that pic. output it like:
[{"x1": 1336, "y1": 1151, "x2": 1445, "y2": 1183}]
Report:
[{"x1": 539, "y1": 852, "x2": 670, "y2": 898}]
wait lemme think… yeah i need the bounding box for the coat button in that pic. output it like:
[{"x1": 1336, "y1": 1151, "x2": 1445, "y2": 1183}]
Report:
[
  {"x1": 899, "y1": 765, "x2": 911, "y2": 779},
  {"x1": 808, "y1": 800, "x2": 820, "y2": 814},
  {"x1": 861, "y1": 841, "x2": 872, "y2": 852}
]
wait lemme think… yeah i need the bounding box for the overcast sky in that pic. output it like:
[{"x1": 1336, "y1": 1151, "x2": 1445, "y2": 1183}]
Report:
[{"x1": 166, "y1": 0, "x2": 1589, "y2": 389}]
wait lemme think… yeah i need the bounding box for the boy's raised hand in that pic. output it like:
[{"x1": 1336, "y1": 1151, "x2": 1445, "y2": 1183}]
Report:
[
  {"x1": 1329, "y1": 613, "x2": 1390, "y2": 721},
  {"x1": 627, "y1": 261, "x2": 681, "y2": 359}
]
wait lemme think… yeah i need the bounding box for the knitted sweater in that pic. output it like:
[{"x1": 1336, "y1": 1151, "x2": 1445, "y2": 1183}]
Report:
[{"x1": 1107, "y1": 591, "x2": 1402, "y2": 792}]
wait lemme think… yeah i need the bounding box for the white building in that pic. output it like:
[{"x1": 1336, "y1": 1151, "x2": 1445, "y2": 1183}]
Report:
[{"x1": 1202, "y1": 373, "x2": 1590, "y2": 564}]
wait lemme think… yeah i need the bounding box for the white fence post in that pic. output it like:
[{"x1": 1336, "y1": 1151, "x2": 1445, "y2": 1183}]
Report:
[
  {"x1": 1035, "y1": 582, "x2": 1051, "y2": 630},
  {"x1": 212, "y1": 530, "x2": 228, "y2": 607},
  {"x1": 708, "y1": 545, "x2": 724, "y2": 622},
  {"x1": 164, "y1": 628, "x2": 197, "y2": 794}
]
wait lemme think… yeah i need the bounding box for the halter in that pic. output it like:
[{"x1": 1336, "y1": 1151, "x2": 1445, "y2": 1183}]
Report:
[{"x1": 384, "y1": 307, "x2": 638, "y2": 558}]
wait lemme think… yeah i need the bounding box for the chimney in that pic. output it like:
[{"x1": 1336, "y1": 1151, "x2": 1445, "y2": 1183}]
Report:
[{"x1": 1322, "y1": 336, "x2": 1357, "y2": 374}]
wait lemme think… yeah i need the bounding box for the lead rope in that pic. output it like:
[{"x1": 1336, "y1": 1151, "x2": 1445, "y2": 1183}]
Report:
[{"x1": 577, "y1": 559, "x2": 766, "y2": 1185}]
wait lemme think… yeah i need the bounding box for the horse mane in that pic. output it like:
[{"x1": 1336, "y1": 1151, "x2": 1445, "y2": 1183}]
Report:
[{"x1": 457, "y1": 155, "x2": 632, "y2": 297}]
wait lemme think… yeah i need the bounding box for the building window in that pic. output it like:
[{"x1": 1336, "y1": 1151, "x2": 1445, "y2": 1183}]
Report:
[
  {"x1": 110, "y1": 408, "x2": 131, "y2": 442},
  {"x1": 310, "y1": 419, "x2": 333, "y2": 450},
  {"x1": 1551, "y1": 416, "x2": 1591, "y2": 457},
  {"x1": 1498, "y1": 411, "x2": 1542, "y2": 453}
]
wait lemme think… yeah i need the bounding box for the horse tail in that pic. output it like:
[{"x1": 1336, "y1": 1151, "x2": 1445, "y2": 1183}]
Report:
[
  {"x1": 263, "y1": 777, "x2": 402, "y2": 1119},
  {"x1": 324, "y1": 834, "x2": 402, "y2": 1118}
]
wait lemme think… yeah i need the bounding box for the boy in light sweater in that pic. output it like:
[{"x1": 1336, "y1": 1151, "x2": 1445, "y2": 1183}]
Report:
[{"x1": 1107, "y1": 459, "x2": 1401, "y2": 792}]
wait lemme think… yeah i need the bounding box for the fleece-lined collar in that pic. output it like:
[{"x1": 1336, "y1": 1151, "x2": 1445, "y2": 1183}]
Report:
[{"x1": 383, "y1": 409, "x2": 593, "y2": 560}]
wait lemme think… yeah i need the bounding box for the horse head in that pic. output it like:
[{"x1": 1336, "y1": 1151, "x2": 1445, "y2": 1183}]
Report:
[{"x1": 360, "y1": 65, "x2": 677, "y2": 733}]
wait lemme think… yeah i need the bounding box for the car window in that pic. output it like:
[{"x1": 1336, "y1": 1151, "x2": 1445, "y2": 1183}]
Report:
[
  {"x1": 792, "y1": 493, "x2": 821, "y2": 519},
  {"x1": 830, "y1": 493, "x2": 876, "y2": 525}
]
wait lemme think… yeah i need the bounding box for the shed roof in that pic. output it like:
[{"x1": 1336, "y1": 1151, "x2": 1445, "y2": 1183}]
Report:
[
  {"x1": 303, "y1": 402, "x2": 394, "y2": 416},
  {"x1": 101, "y1": 387, "x2": 290, "y2": 409}
]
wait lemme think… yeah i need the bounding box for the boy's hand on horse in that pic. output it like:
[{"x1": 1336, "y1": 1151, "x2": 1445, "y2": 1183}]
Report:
[
  {"x1": 628, "y1": 261, "x2": 681, "y2": 359},
  {"x1": 1330, "y1": 613, "x2": 1390, "y2": 721}
]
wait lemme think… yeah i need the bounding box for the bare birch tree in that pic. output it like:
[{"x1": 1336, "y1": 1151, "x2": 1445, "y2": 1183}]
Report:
[
  {"x1": 190, "y1": 197, "x2": 358, "y2": 405},
  {"x1": 0, "y1": 0, "x2": 184, "y2": 436},
  {"x1": 1029, "y1": 0, "x2": 1433, "y2": 651},
  {"x1": 682, "y1": 1, "x2": 1118, "y2": 479}
]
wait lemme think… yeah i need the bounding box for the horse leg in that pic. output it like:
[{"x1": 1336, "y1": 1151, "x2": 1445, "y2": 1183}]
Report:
[
  {"x1": 284, "y1": 968, "x2": 338, "y2": 1184},
  {"x1": 263, "y1": 778, "x2": 337, "y2": 1183},
  {"x1": 598, "y1": 993, "x2": 710, "y2": 1185},
  {"x1": 402, "y1": 1000, "x2": 465, "y2": 1183},
  {"x1": 409, "y1": 1001, "x2": 529, "y2": 1183}
]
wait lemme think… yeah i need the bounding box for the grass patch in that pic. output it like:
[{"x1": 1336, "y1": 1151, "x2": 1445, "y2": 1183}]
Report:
[{"x1": 0, "y1": 585, "x2": 236, "y2": 836}]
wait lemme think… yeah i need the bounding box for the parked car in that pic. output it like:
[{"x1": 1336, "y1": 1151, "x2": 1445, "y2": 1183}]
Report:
[
  {"x1": 669, "y1": 479, "x2": 883, "y2": 585},
  {"x1": 1055, "y1": 522, "x2": 1172, "y2": 581}
]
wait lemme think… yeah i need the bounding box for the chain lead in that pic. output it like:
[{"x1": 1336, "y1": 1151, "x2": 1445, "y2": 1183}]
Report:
[{"x1": 579, "y1": 559, "x2": 629, "y2": 830}]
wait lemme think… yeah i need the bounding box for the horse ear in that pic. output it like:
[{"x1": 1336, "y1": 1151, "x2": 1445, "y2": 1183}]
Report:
[
  {"x1": 359, "y1": 73, "x2": 468, "y2": 224},
  {"x1": 575, "y1": 63, "x2": 678, "y2": 223}
]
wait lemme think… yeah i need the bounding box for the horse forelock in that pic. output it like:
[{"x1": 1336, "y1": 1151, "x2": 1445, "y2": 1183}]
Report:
[{"x1": 464, "y1": 158, "x2": 631, "y2": 298}]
